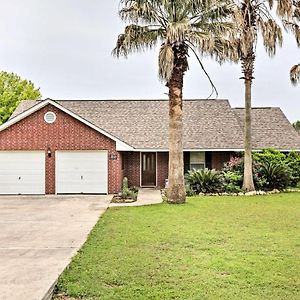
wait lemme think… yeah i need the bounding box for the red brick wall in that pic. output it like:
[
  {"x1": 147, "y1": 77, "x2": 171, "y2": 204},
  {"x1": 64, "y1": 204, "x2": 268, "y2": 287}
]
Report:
[
  {"x1": 0, "y1": 104, "x2": 122, "y2": 194},
  {"x1": 157, "y1": 152, "x2": 168, "y2": 188},
  {"x1": 211, "y1": 152, "x2": 232, "y2": 170},
  {"x1": 123, "y1": 152, "x2": 140, "y2": 187},
  {"x1": 123, "y1": 152, "x2": 169, "y2": 188}
]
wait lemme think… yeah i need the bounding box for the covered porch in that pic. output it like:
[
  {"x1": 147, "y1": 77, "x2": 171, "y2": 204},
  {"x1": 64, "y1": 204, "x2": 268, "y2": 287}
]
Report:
[{"x1": 121, "y1": 151, "x2": 234, "y2": 189}]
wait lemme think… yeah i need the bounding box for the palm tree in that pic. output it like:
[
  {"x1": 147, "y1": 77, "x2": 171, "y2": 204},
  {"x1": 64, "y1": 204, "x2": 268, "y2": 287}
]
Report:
[
  {"x1": 113, "y1": 0, "x2": 236, "y2": 203},
  {"x1": 232, "y1": 0, "x2": 293, "y2": 191},
  {"x1": 284, "y1": 1, "x2": 300, "y2": 85}
]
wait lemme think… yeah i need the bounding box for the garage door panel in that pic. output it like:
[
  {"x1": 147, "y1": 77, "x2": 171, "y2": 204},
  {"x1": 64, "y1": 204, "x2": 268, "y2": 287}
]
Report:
[
  {"x1": 0, "y1": 152, "x2": 45, "y2": 195},
  {"x1": 56, "y1": 151, "x2": 108, "y2": 194}
]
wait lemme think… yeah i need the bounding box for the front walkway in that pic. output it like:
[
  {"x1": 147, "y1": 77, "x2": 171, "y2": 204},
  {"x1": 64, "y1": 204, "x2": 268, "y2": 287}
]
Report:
[
  {"x1": 0, "y1": 195, "x2": 111, "y2": 300},
  {"x1": 109, "y1": 188, "x2": 163, "y2": 207}
]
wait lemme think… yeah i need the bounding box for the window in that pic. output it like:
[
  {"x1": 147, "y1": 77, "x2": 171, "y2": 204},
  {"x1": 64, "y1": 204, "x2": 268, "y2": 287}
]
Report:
[
  {"x1": 190, "y1": 152, "x2": 205, "y2": 171},
  {"x1": 44, "y1": 112, "x2": 56, "y2": 124}
]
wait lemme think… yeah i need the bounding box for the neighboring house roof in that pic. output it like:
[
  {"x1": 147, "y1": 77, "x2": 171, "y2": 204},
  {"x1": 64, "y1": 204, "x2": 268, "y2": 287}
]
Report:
[{"x1": 6, "y1": 98, "x2": 300, "y2": 151}]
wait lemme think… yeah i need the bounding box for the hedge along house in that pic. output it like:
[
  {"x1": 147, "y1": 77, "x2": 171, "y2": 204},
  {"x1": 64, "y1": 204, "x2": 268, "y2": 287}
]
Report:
[{"x1": 0, "y1": 98, "x2": 299, "y2": 195}]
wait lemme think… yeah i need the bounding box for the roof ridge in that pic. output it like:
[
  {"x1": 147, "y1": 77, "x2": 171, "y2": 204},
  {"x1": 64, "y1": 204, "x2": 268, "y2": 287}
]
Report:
[
  {"x1": 53, "y1": 98, "x2": 229, "y2": 102},
  {"x1": 233, "y1": 107, "x2": 280, "y2": 109}
]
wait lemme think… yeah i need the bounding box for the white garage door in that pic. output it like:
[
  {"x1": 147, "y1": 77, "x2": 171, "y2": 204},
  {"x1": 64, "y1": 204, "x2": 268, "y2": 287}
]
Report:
[
  {"x1": 0, "y1": 151, "x2": 45, "y2": 195},
  {"x1": 56, "y1": 151, "x2": 108, "y2": 194}
]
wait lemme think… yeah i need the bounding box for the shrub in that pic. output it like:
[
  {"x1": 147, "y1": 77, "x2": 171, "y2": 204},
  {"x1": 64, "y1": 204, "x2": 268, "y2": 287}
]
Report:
[
  {"x1": 256, "y1": 161, "x2": 291, "y2": 191},
  {"x1": 223, "y1": 156, "x2": 244, "y2": 174},
  {"x1": 285, "y1": 151, "x2": 300, "y2": 187},
  {"x1": 121, "y1": 177, "x2": 138, "y2": 200},
  {"x1": 223, "y1": 171, "x2": 243, "y2": 193},
  {"x1": 185, "y1": 185, "x2": 195, "y2": 196},
  {"x1": 253, "y1": 148, "x2": 286, "y2": 165},
  {"x1": 185, "y1": 169, "x2": 224, "y2": 194},
  {"x1": 223, "y1": 149, "x2": 300, "y2": 191},
  {"x1": 224, "y1": 183, "x2": 243, "y2": 193}
]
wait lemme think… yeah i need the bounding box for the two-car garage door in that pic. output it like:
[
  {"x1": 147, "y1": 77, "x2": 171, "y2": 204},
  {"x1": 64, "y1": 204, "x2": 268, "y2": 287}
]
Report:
[{"x1": 0, "y1": 151, "x2": 108, "y2": 195}]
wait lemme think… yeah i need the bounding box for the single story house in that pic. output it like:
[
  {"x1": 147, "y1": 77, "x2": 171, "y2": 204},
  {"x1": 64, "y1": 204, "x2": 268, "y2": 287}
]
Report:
[{"x1": 0, "y1": 98, "x2": 299, "y2": 195}]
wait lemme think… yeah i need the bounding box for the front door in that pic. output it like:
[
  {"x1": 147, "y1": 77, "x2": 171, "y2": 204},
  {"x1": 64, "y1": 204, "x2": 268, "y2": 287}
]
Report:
[{"x1": 141, "y1": 152, "x2": 156, "y2": 186}]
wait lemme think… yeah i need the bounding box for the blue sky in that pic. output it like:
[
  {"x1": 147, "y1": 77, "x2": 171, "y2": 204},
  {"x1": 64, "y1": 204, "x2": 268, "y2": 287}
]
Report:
[{"x1": 0, "y1": 0, "x2": 299, "y2": 121}]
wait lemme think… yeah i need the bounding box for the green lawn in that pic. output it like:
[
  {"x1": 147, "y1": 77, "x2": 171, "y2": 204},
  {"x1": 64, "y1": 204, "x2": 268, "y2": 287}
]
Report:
[{"x1": 55, "y1": 193, "x2": 300, "y2": 300}]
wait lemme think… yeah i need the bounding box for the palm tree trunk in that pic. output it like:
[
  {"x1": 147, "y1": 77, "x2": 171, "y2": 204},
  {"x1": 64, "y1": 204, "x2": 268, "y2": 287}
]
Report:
[
  {"x1": 242, "y1": 78, "x2": 255, "y2": 191},
  {"x1": 167, "y1": 45, "x2": 188, "y2": 204}
]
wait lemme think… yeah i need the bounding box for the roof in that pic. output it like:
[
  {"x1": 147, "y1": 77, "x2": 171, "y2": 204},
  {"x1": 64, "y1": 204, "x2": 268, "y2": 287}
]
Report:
[
  {"x1": 233, "y1": 107, "x2": 300, "y2": 150},
  {"x1": 7, "y1": 99, "x2": 300, "y2": 151}
]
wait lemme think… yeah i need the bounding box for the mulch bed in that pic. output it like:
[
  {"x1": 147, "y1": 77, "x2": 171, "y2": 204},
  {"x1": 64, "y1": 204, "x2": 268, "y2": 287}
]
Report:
[{"x1": 111, "y1": 195, "x2": 137, "y2": 203}]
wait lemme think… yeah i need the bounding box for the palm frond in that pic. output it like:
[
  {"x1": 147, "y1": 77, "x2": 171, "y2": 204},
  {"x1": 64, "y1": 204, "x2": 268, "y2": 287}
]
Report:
[
  {"x1": 159, "y1": 43, "x2": 174, "y2": 82},
  {"x1": 290, "y1": 64, "x2": 300, "y2": 85},
  {"x1": 166, "y1": 20, "x2": 191, "y2": 43},
  {"x1": 112, "y1": 25, "x2": 164, "y2": 57},
  {"x1": 276, "y1": 0, "x2": 294, "y2": 18},
  {"x1": 115, "y1": 0, "x2": 238, "y2": 85},
  {"x1": 259, "y1": 19, "x2": 283, "y2": 56}
]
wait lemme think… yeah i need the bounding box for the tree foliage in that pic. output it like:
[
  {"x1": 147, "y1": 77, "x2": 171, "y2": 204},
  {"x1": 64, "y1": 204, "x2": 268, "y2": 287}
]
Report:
[
  {"x1": 282, "y1": 0, "x2": 300, "y2": 85},
  {"x1": 0, "y1": 71, "x2": 42, "y2": 124},
  {"x1": 293, "y1": 120, "x2": 300, "y2": 133},
  {"x1": 113, "y1": 0, "x2": 237, "y2": 88}
]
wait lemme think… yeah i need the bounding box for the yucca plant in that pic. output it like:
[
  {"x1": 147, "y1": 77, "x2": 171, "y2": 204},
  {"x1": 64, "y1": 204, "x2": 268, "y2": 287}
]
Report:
[
  {"x1": 113, "y1": 0, "x2": 237, "y2": 204},
  {"x1": 185, "y1": 169, "x2": 224, "y2": 194}
]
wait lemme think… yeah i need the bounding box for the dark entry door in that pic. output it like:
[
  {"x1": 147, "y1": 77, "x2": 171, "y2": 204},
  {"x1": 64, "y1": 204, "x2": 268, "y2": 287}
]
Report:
[{"x1": 141, "y1": 152, "x2": 156, "y2": 186}]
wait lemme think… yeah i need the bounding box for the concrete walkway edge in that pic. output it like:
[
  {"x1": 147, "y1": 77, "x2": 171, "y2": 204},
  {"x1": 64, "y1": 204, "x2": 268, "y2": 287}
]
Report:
[{"x1": 109, "y1": 188, "x2": 163, "y2": 207}]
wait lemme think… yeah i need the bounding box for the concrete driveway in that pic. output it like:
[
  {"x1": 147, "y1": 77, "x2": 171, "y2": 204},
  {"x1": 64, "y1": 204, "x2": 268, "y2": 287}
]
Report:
[{"x1": 0, "y1": 195, "x2": 111, "y2": 300}]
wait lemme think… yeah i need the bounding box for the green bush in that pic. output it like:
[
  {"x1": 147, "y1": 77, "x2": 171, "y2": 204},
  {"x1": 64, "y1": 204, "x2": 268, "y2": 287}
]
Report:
[
  {"x1": 121, "y1": 177, "x2": 138, "y2": 200},
  {"x1": 285, "y1": 151, "x2": 300, "y2": 187},
  {"x1": 253, "y1": 148, "x2": 286, "y2": 165},
  {"x1": 224, "y1": 183, "x2": 243, "y2": 193},
  {"x1": 222, "y1": 171, "x2": 243, "y2": 193},
  {"x1": 185, "y1": 169, "x2": 224, "y2": 194},
  {"x1": 256, "y1": 161, "x2": 291, "y2": 191},
  {"x1": 223, "y1": 149, "x2": 300, "y2": 191},
  {"x1": 185, "y1": 185, "x2": 195, "y2": 196}
]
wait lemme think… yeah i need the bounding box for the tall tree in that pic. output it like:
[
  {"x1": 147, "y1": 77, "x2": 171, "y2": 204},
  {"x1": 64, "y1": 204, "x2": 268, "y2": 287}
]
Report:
[
  {"x1": 232, "y1": 0, "x2": 292, "y2": 191},
  {"x1": 113, "y1": 0, "x2": 235, "y2": 203},
  {"x1": 0, "y1": 71, "x2": 42, "y2": 124},
  {"x1": 284, "y1": 0, "x2": 300, "y2": 85}
]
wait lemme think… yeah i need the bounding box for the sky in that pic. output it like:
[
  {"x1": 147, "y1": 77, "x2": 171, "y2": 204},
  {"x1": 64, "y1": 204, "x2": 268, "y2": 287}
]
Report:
[{"x1": 0, "y1": 0, "x2": 299, "y2": 122}]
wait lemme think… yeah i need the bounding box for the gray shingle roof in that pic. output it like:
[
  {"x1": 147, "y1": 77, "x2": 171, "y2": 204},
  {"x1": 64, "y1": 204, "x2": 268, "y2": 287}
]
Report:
[
  {"x1": 233, "y1": 107, "x2": 300, "y2": 150},
  {"x1": 9, "y1": 99, "x2": 300, "y2": 150}
]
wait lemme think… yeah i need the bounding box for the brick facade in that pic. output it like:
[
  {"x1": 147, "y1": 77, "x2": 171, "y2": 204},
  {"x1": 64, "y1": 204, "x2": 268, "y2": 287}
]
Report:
[
  {"x1": 0, "y1": 104, "x2": 123, "y2": 194},
  {"x1": 211, "y1": 152, "x2": 232, "y2": 170},
  {"x1": 123, "y1": 152, "x2": 140, "y2": 187},
  {"x1": 0, "y1": 104, "x2": 233, "y2": 194},
  {"x1": 157, "y1": 152, "x2": 169, "y2": 187},
  {"x1": 123, "y1": 151, "x2": 232, "y2": 189}
]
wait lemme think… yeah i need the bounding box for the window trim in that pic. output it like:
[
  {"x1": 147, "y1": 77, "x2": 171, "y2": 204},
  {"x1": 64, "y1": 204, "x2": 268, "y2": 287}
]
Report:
[{"x1": 189, "y1": 152, "x2": 206, "y2": 171}]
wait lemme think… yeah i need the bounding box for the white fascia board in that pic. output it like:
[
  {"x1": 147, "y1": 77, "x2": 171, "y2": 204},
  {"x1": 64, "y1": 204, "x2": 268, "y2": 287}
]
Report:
[
  {"x1": 0, "y1": 100, "x2": 50, "y2": 132},
  {"x1": 133, "y1": 148, "x2": 300, "y2": 152},
  {"x1": 134, "y1": 148, "x2": 245, "y2": 152},
  {"x1": 116, "y1": 141, "x2": 135, "y2": 151},
  {"x1": 0, "y1": 99, "x2": 134, "y2": 151}
]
